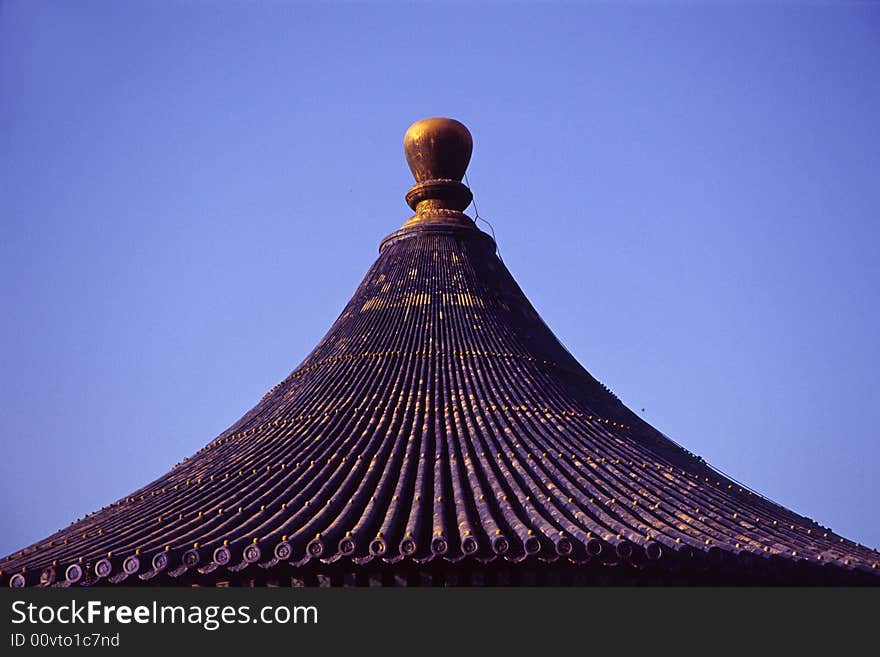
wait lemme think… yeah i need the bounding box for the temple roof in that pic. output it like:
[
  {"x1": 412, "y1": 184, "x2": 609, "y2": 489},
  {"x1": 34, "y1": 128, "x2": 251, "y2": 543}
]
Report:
[{"x1": 3, "y1": 118, "x2": 878, "y2": 587}]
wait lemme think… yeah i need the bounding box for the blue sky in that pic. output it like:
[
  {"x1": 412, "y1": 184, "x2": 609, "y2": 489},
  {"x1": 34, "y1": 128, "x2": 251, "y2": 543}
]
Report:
[{"x1": 1, "y1": 1, "x2": 878, "y2": 557}]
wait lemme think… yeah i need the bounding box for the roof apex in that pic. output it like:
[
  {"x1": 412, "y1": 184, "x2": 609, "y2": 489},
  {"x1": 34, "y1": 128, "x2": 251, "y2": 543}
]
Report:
[{"x1": 402, "y1": 117, "x2": 475, "y2": 229}]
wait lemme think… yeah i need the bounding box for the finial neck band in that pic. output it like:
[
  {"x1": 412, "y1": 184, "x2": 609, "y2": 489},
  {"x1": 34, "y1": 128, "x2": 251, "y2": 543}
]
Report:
[{"x1": 405, "y1": 179, "x2": 473, "y2": 213}]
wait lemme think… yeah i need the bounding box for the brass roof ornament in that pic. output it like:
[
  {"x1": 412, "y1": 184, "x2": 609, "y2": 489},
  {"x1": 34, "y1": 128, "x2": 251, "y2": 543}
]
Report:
[{"x1": 402, "y1": 117, "x2": 475, "y2": 229}]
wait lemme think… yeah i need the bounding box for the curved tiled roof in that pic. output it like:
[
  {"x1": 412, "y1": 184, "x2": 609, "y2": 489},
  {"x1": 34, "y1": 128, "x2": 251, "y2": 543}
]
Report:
[{"x1": 3, "y1": 118, "x2": 878, "y2": 587}]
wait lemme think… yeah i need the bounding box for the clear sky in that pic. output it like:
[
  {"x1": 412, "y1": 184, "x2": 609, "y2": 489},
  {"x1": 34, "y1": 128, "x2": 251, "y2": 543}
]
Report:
[{"x1": 1, "y1": 1, "x2": 878, "y2": 558}]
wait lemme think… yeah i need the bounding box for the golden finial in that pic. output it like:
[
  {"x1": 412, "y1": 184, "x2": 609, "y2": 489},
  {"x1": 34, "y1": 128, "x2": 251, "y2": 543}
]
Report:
[
  {"x1": 401, "y1": 117, "x2": 474, "y2": 228},
  {"x1": 405, "y1": 117, "x2": 472, "y2": 183}
]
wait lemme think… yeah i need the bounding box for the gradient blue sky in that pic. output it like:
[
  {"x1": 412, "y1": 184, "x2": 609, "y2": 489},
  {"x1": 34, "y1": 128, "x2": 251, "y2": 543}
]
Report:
[{"x1": 2, "y1": 1, "x2": 878, "y2": 558}]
